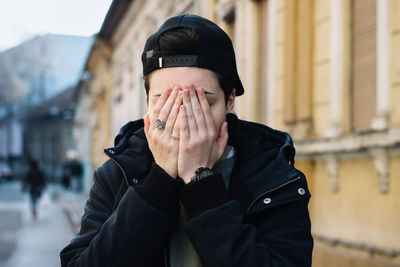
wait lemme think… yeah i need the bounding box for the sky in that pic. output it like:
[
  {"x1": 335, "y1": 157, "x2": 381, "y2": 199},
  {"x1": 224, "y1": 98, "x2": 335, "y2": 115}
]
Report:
[{"x1": 0, "y1": 0, "x2": 113, "y2": 52}]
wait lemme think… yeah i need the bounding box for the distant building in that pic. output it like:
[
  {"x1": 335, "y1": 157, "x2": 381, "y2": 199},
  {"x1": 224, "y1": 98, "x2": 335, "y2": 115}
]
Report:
[
  {"x1": 24, "y1": 87, "x2": 76, "y2": 182},
  {"x1": 0, "y1": 108, "x2": 23, "y2": 179},
  {"x1": 0, "y1": 34, "x2": 93, "y2": 108},
  {"x1": 0, "y1": 34, "x2": 92, "y2": 179}
]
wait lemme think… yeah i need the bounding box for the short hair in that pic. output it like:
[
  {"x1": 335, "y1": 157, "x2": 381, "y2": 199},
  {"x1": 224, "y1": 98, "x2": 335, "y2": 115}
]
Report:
[{"x1": 143, "y1": 28, "x2": 235, "y2": 104}]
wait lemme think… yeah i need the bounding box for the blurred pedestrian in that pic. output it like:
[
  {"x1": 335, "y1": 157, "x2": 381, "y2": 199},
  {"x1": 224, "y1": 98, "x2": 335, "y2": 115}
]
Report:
[
  {"x1": 22, "y1": 160, "x2": 46, "y2": 219},
  {"x1": 61, "y1": 160, "x2": 83, "y2": 192},
  {"x1": 60, "y1": 163, "x2": 71, "y2": 190}
]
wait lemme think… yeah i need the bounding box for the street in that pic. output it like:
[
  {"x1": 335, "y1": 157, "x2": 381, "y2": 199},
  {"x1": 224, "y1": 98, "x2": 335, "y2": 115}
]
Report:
[{"x1": 0, "y1": 181, "x2": 76, "y2": 267}]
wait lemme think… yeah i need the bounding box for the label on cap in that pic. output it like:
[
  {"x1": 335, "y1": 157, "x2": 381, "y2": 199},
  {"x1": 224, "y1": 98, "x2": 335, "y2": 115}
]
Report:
[
  {"x1": 146, "y1": 50, "x2": 154, "y2": 59},
  {"x1": 158, "y1": 55, "x2": 198, "y2": 68}
]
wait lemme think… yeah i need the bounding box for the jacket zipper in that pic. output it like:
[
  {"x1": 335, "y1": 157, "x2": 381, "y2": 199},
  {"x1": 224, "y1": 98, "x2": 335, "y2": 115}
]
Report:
[
  {"x1": 104, "y1": 151, "x2": 130, "y2": 187},
  {"x1": 246, "y1": 176, "x2": 302, "y2": 212}
]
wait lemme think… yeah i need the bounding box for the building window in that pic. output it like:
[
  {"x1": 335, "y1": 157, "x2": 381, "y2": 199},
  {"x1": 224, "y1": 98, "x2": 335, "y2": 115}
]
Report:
[{"x1": 351, "y1": 0, "x2": 377, "y2": 131}]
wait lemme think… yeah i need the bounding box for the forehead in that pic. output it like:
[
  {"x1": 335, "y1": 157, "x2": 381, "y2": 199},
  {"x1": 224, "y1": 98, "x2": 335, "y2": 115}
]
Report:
[{"x1": 148, "y1": 67, "x2": 221, "y2": 94}]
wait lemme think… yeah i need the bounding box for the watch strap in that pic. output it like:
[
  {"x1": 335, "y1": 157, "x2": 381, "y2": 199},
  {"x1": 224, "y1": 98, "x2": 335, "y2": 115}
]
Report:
[{"x1": 190, "y1": 167, "x2": 215, "y2": 182}]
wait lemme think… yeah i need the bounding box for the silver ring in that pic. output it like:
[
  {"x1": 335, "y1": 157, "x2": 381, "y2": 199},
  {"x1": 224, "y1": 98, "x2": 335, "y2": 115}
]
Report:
[
  {"x1": 155, "y1": 119, "x2": 166, "y2": 130},
  {"x1": 171, "y1": 135, "x2": 180, "y2": 140}
]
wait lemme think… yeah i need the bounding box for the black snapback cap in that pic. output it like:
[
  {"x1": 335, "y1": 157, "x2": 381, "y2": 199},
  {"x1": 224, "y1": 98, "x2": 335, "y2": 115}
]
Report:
[{"x1": 141, "y1": 14, "x2": 244, "y2": 96}]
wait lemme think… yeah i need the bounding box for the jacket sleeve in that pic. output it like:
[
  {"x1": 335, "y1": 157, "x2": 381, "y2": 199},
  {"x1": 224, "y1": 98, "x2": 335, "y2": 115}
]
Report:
[
  {"x1": 60, "y1": 162, "x2": 183, "y2": 267},
  {"x1": 180, "y1": 173, "x2": 313, "y2": 267}
]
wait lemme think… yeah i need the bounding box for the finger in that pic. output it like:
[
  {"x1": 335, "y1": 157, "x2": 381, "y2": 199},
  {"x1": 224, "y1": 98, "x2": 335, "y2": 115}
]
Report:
[
  {"x1": 151, "y1": 87, "x2": 172, "y2": 125},
  {"x1": 189, "y1": 85, "x2": 207, "y2": 137},
  {"x1": 143, "y1": 114, "x2": 150, "y2": 139},
  {"x1": 158, "y1": 86, "x2": 180, "y2": 125},
  {"x1": 183, "y1": 86, "x2": 197, "y2": 137},
  {"x1": 197, "y1": 87, "x2": 216, "y2": 136},
  {"x1": 217, "y1": 122, "x2": 229, "y2": 157},
  {"x1": 171, "y1": 116, "x2": 180, "y2": 142},
  {"x1": 164, "y1": 90, "x2": 182, "y2": 134},
  {"x1": 179, "y1": 105, "x2": 190, "y2": 142},
  {"x1": 172, "y1": 117, "x2": 180, "y2": 139}
]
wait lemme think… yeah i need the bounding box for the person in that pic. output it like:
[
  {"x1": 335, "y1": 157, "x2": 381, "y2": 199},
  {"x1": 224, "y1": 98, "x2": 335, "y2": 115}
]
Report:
[
  {"x1": 61, "y1": 14, "x2": 313, "y2": 266},
  {"x1": 61, "y1": 160, "x2": 83, "y2": 192},
  {"x1": 22, "y1": 160, "x2": 46, "y2": 219},
  {"x1": 60, "y1": 165, "x2": 71, "y2": 190}
]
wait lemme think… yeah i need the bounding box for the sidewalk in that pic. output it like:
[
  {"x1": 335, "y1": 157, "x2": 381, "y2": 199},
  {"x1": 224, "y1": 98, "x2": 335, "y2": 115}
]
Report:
[
  {"x1": 59, "y1": 189, "x2": 88, "y2": 234},
  {"x1": 1, "y1": 184, "x2": 76, "y2": 267}
]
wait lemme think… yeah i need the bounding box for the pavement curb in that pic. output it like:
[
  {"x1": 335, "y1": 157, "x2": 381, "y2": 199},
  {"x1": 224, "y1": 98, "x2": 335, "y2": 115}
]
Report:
[{"x1": 60, "y1": 192, "x2": 88, "y2": 234}]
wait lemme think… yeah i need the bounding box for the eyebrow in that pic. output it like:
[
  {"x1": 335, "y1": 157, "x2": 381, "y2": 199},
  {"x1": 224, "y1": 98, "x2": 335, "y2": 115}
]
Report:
[{"x1": 152, "y1": 90, "x2": 215, "y2": 97}]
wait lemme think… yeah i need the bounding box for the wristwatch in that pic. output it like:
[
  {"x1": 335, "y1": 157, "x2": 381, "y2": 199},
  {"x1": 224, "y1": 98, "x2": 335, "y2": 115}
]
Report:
[{"x1": 190, "y1": 167, "x2": 215, "y2": 182}]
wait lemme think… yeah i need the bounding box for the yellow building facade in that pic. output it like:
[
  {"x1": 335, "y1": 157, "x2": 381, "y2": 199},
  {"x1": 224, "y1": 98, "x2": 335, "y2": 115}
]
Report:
[
  {"x1": 74, "y1": 38, "x2": 112, "y2": 184},
  {"x1": 211, "y1": 0, "x2": 400, "y2": 266},
  {"x1": 85, "y1": 39, "x2": 112, "y2": 169},
  {"x1": 92, "y1": 0, "x2": 400, "y2": 266}
]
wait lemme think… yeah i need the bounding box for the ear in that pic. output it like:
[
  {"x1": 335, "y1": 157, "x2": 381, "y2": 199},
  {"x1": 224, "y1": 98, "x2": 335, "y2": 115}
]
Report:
[{"x1": 226, "y1": 89, "x2": 236, "y2": 113}]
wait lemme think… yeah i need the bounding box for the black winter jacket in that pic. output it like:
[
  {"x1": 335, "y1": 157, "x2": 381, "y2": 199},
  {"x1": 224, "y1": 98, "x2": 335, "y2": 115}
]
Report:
[{"x1": 60, "y1": 114, "x2": 313, "y2": 267}]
